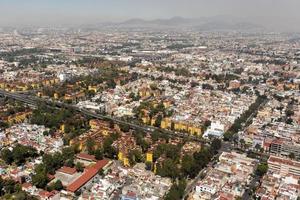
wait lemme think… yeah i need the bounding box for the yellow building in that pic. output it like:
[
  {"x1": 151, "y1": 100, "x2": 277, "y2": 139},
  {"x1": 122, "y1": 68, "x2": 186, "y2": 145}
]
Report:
[
  {"x1": 7, "y1": 111, "x2": 32, "y2": 125},
  {"x1": 187, "y1": 126, "x2": 202, "y2": 136},
  {"x1": 54, "y1": 93, "x2": 59, "y2": 99},
  {"x1": 146, "y1": 152, "x2": 153, "y2": 163},
  {"x1": 0, "y1": 82, "x2": 5, "y2": 89},
  {"x1": 118, "y1": 152, "x2": 123, "y2": 161},
  {"x1": 88, "y1": 85, "x2": 98, "y2": 93},
  {"x1": 89, "y1": 119, "x2": 100, "y2": 130},
  {"x1": 163, "y1": 101, "x2": 171, "y2": 108},
  {"x1": 123, "y1": 158, "x2": 130, "y2": 167},
  {"x1": 139, "y1": 88, "x2": 151, "y2": 98},
  {"x1": 151, "y1": 118, "x2": 156, "y2": 126},
  {"x1": 174, "y1": 122, "x2": 188, "y2": 131},
  {"x1": 31, "y1": 83, "x2": 40, "y2": 89},
  {"x1": 118, "y1": 152, "x2": 130, "y2": 167},
  {"x1": 142, "y1": 116, "x2": 151, "y2": 124},
  {"x1": 60, "y1": 124, "x2": 65, "y2": 133},
  {"x1": 161, "y1": 118, "x2": 172, "y2": 129}
]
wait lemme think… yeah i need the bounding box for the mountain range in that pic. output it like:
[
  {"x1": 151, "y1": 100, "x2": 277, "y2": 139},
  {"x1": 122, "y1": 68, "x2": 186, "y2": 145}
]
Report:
[{"x1": 111, "y1": 16, "x2": 265, "y2": 31}]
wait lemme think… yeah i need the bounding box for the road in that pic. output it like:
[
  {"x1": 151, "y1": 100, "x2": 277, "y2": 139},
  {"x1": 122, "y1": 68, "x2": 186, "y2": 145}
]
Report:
[
  {"x1": 182, "y1": 141, "x2": 234, "y2": 199},
  {"x1": 0, "y1": 89, "x2": 205, "y2": 143}
]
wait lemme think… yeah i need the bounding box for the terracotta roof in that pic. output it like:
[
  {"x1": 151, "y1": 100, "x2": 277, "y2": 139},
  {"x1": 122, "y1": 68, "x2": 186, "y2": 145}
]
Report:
[
  {"x1": 76, "y1": 153, "x2": 97, "y2": 162},
  {"x1": 39, "y1": 190, "x2": 58, "y2": 198},
  {"x1": 268, "y1": 155, "x2": 300, "y2": 168},
  {"x1": 67, "y1": 160, "x2": 109, "y2": 193},
  {"x1": 57, "y1": 166, "x2": 77, "y2": 175},
  {"x1": 22, "y1": 182, "x2": 32, "y2": 189}
]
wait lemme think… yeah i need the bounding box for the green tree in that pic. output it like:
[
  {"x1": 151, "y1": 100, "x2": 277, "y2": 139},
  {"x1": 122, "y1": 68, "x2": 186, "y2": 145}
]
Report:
[
  {"x1": 64, "y1": 159, "x2": 74, "y2": 167},
  {"x1": 211, "y1": 138, "x2": 222, "y2": 153},
  {"x1": 181, "y1": 154, "x2": 198, "y2": 178},
  {"x1": 103, "y1": 137, "x2": 117, "y2": 159},
  {"x1": 119, "y1": 123, "x2": 130, "y2": 132},
  {"x1": 128, "y1": 150, "x2": 143, "y2": 166},
  {"x1": 52, "y1": 180, "x2": 63, "y2": 191},
  {"x1": 62, "y1": 147, "x2": 75, "y2": 161},
  {"x1": 94, "y1": 148, "x2": 103, "y2": 160},
  {"x1": 1, "y1": 148, "x2": 13, "y2": 165},
  {"x1": 86, "y1": 138, "x2": 95, "y2": 154},
  {"x1": 157, "y1": 158, "x2": 179, "y2": 179},
  {"x1": 255, "y1": 163, "x2": 268, "y2": 177},
  {"x1": 75, "y1": 162, "x2": 84, "y2": 172},
  {"x1": 32, "y1": 170, "x2": 48, "y2": 188},
  {"x1": 164, "y1": 179, "x2": 186, "y2": 200},
  {"x1": 154, "y1": 115, "x2": 163, "y2": 127}
]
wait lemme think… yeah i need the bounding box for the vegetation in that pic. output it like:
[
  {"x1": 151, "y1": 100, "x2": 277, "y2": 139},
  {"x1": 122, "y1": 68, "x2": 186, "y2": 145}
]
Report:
[
  {"x1": 32, "y1": 147, "x2": 75, "y2": 188},
  {"x1": 1, "y1": 144, "x2": 38, "y2": 166},
  {"x1": 30, "y1": 104, "x2": 88, "y2": 141},
  {"x1": 224, "y1": 95, "x2": 266, "y2": 141},
  {"x1": 164, "y1": 179, "x2": 186, "y2": 200},
  {"x1": 255, "y1": 163, "x2": 268, "y2": 177},
  {"x1": 47, "y1": 180, "x2": 63, "y2": 191},
  {"x1": 75, "y1": 162, "x2": 84, "y2": 172},
  {"x1": 128, "y1": 149, "x2": 143, "y2": 166},
  {"x1": 155, "y1": 141, "x2": 217, "y2": 181},
  {"x1": 0, "y1": 177, "x2": 37, "y2": 199}
]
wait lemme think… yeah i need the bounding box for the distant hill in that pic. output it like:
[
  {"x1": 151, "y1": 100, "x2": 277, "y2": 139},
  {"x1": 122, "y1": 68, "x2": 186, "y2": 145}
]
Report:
[{"x1": 113, "y1": 16, "x2": 264, "y2": 31}]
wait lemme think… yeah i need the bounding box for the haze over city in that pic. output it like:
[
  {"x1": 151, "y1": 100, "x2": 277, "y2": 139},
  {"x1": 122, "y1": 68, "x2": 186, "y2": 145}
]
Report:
[{"x1": 1, "y1": 0, "x2": 300, "y2": 31}]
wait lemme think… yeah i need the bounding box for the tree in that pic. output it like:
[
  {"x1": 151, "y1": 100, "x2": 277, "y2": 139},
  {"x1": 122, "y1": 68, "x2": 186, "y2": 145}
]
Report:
[
  {"x1": 211, "y1": 138, "x2": 222, "y2": 153},
  {"x1": 157, "y1": 158, "x2": 179, "y2": 179},
  {"x1": 94, "y1": 148, "x2": 103, "y2": 160},
  {"x1": 254, "y1": 144, "x2": 261, "y2": 152},
  {"x1": 32, "y1": 170, "x2": 48, "y2": 188},
  {"x1": 289, "y1": 152, "x2": 295, "y2": 160},
  {"x1": 1, "y1": 148, "x2": 13, "y2": 165},
  {"x1": 164, "y1": 179, "x2": 186, "y2": 200},
  {"x1": 181, "y1": 155, "x2": 198, "y2": 178},
  {"x1": 151, "y1": 130, "x2": 162, "y2": 142},
  {"x1": 119, "y1": 123, "x2": 130, "y2": 132},
  {"x1": 62, "y1": 147, "x2": 75, "y2": 161},
  {"x1": 255, "y1": 163, "x2": 268, "y2": 177},
  {"x1": 154, "y1": 115, "x2": 163, "y2": 127},
  {"x1": 75, "y1": 162, "x2": 84, "y2": 172},
  {"x1": 128, "y1": 150, "x2": 143, "y2": 166},
  {"x1": 86, "y1": 138, "x2": 95, "y2": 154},
  {"x1": 193, "y1": 148, "x2": 212, "y2": 169},
  {"x1": 64, "y1": 159, "x2": 74, "y2": 167},
  {"x1": 53, "y1": 180, "x2": 63, "y2": 191},
  {"x1": 103, "y1": 137, "x2": 117, "y2": 159}
]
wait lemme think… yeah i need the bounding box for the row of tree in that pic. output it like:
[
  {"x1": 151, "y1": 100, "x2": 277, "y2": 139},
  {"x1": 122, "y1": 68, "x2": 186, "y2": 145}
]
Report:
[
  {"x1": 223, "y1": 95, "x2": 266, "y2": 141},
  {"x1": 162, "y1": 139, "x2": 222, "y2": 199}
]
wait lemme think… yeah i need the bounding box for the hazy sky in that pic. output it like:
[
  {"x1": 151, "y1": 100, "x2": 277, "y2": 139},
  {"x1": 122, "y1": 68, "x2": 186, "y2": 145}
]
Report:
[{"x1": 0, "y1": 0, "x2": 300, "y2": 30}]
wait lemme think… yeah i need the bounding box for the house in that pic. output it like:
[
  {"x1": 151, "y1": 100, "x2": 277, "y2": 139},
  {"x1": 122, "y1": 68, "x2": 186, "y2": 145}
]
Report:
[{"x1": 75, "y1": 153, "x2": 97, "y2": 166}]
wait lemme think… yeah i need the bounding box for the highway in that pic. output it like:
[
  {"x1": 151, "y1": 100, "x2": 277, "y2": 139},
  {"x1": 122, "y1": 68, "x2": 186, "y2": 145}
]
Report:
[{"x1": 0, "y1": 89, "x2": 204, "y2": 143}]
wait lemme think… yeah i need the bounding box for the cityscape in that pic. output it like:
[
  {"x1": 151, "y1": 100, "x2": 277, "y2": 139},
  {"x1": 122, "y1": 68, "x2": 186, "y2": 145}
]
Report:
[{"x1": 0, "y1": 1, "x2": 299, "y2": 200}]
